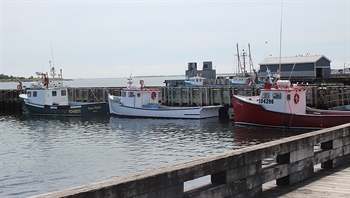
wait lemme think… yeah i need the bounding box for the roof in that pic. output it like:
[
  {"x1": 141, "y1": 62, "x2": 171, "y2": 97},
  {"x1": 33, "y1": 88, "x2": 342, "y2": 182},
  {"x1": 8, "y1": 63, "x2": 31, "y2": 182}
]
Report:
[{"x1": 259, "y1": 55, "x2": 331, "y2": 65}]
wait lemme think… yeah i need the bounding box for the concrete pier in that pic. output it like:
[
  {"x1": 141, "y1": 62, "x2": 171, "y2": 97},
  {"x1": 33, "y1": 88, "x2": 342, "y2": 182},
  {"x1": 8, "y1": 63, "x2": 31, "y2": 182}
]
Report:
[{"x1": 30, "y1": 123, "x2": 350, "y2": 198}]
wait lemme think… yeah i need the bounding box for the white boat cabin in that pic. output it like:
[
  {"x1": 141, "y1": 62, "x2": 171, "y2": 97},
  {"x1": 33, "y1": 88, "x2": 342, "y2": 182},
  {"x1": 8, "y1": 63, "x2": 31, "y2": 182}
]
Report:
[
  {"x1": 257, "y1": 80, "x2": 307, "y2": 114},
  {"x1": 25, "y1": 87, "x2": 69, "y2": 106},
  {"x1": 115, "y1": 78, "x2": 161, "y2": 108},
  {"x1": 231, "y1": 77, "x2": 251, "y2": 85},
  {"x1": 21, "y1": 69, "x2": 69, "y2": 106},
  {"x1": 120, "y1": 88, "x2": 160, "y2": 108}
]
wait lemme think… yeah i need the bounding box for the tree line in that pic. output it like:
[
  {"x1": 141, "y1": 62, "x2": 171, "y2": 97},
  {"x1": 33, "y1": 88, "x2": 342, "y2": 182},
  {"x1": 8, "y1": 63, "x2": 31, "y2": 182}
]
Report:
[{"x1": 0, "y1": 74, "x2": 34, "y2": 80}]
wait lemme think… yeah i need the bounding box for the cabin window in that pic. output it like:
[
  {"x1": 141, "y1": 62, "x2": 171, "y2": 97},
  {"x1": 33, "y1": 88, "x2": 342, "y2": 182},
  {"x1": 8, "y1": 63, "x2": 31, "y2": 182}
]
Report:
[
  {"x1": 287, "y1": 94, "x2": 291, "y2": 101},
  {"x1": 61, "y1": 90, "x2": 67, "y2": 96},
  {"x1": 122, "y1": 92, "x2": 126, "y2": 97},
  {"x1": 262, "y1": 92, "x2": 270, "y2": 99},
  {"x1": 27, "y1": 91, "x2": 31, "y2": 97},
  {"x1": 128, "y1": 92, "x2": 134, "y2": 97},
  {"x1": 33, "y1": 91, "x2": 37, "y2": 97},
  {"x1": 52, "y1": 91, "x2": 57, "y2": 97},
  {"x1": 137, "y1": 93, "x2": 141, "y2": 98},
  {"x1": 272, "y1": 93, "x2": 281, "y2": 99}
]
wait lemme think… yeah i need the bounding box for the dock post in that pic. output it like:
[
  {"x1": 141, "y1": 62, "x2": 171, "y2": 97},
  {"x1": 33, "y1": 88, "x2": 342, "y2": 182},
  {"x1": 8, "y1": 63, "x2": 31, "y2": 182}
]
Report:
[
  {"x1": 199, "y1": 87, "x2": 203, "y2": 106},
  {"x1": 276, "y1": 146, "x2": 314, "y2": 186},
  {"x1": 321, "y1": 138, "x2": 350, "y2": 168},
  {"x1": 179, "y1": 87, "x2": 183, "y2": 106}
]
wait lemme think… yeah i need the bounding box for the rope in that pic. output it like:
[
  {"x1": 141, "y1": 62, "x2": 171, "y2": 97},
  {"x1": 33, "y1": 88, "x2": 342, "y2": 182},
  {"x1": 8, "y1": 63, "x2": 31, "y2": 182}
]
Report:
[
  {"x1": 189, "y1": 88, "x2": 200, "y2": 107},
  {"x1": 89, "y1": 88, "x2": 100, "y2": 102}
]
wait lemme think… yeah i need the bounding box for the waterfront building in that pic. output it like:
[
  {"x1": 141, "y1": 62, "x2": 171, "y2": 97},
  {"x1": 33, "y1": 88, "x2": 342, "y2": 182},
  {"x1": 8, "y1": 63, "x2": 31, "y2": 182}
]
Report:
[{"x1": 258, "y1": 55, "x2": 331, "y2": 79}]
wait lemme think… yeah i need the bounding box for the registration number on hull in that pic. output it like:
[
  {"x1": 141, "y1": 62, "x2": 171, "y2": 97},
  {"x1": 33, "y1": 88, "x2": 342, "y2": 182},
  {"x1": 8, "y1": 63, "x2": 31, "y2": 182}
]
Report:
[{"x1": 69, "y1": 109, "x2": 81, "y2": 114}]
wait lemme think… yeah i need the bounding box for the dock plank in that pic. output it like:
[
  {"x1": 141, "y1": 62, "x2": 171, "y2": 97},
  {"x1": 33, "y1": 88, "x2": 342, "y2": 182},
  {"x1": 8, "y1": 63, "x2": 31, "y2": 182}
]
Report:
[{"x1": 262, "y1": 163, "x2": 350, "y2": 198}]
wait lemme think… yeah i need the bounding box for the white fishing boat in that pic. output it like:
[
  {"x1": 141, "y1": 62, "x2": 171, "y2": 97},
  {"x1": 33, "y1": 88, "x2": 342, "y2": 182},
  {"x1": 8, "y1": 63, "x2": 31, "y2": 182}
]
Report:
[
  {"x1": 230, "y1": 44, "x2": 258, "y2": 86},
  {"x1": 108, "y1": 77, "x2": 222, "y2": 119}
]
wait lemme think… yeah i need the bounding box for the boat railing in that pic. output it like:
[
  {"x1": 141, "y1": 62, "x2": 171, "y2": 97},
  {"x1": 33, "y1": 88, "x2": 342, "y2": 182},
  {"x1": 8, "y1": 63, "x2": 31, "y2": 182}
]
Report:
[{"x1": 325, "y1": 92, "x2": 350, "y2": 109}]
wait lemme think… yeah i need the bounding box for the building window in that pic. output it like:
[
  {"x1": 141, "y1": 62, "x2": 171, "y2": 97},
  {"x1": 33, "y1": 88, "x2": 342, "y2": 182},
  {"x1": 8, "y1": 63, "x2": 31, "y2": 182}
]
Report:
[
  {"x1": 27, "y1": 91, "x2": 31, "y2": 97},
  {"x1": 33, "y1": 91, "x2": 37, "y2": 97},
  {"x1": 128, "y1": 92, "x2": 134, "y2": 97},
  {"x1": 52, "y1": 91, "x2": 57, "y2": 97},
  {"x1": 61, "y1": 90, "x2": 67, "y2": 96}
]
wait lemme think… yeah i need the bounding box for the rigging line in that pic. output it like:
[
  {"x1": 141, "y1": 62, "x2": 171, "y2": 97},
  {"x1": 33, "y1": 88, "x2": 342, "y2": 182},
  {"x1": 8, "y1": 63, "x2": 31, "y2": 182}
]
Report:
[
  {"x1": 288, "y1": 63, "x2": 296, "y2": 81},
  {"x1": 289, "y1": 113, "x2": 294, "y2": 128}
]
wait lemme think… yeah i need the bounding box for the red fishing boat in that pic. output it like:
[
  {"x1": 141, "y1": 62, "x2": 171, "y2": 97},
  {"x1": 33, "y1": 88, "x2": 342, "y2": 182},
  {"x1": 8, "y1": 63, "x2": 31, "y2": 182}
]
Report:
[{"x1": 232, "y1": 80, "x2": 350, "y2": 129}]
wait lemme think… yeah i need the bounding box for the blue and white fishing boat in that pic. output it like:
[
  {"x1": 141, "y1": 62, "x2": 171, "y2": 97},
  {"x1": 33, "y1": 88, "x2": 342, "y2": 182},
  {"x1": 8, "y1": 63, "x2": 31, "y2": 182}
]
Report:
[{"x1": 184, "y1": 75, "x2": 207, "y2": 86}]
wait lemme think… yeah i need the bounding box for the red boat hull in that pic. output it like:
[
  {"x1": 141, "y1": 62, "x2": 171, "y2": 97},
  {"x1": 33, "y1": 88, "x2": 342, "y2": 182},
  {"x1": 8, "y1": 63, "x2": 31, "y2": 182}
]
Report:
[{"x1": 233, "y1": 95, "x2": 350, "y2": 129}]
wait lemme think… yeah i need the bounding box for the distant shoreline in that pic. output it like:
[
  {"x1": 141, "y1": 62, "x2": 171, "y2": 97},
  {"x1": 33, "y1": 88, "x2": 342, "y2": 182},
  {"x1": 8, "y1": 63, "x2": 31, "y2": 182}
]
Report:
[{"x1": 0, "y1": 78, "x2": 73, "y2": 82}]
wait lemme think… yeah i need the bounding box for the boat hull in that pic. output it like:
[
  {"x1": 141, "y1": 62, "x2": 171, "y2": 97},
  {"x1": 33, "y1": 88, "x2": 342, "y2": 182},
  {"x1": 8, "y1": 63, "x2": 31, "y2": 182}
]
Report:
[
  {"x1": 108, "y1": 97, "x2": 220, "y2": 119},
  {"x1": 233, "y1": 95, "x2": 350, "y2": 129},
  {"x1": 20, "y1": 98, "x2": 109, "y2": 117}
]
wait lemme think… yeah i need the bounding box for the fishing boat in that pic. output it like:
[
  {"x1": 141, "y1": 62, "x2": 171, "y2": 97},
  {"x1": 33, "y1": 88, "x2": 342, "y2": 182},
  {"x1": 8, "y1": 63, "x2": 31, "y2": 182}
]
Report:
[
  {"x1": 108, "y1": 76, "x2": 222, "y2": 119},
  {"x1": 229, "y1": 43, "x2": 262, "y2": 87},
  {"x1": 184, "y1": 75, "x2": 207, "y2": 86},
  {"x1": 18, "y1": 67, "x2": 109, "y2": 116},
  {"x1": 184, "y1": 74, "x2": 223, "y2": 87},
  {"x1": 232, "y1": 80, "x2": 350, "y2": 129}
]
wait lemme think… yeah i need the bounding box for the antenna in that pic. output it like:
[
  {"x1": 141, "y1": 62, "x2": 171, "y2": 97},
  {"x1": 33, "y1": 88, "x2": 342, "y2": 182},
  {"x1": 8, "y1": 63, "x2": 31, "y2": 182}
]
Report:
[
  {"x1": 42, "y1": 50, "x2": 44, "y2": 74},
  {"x1": 278, "y1": 0, "x2": 283, "y2": 78},
  {"x1": 50, "y1": 36, "x2": 55, "y2": 69}
]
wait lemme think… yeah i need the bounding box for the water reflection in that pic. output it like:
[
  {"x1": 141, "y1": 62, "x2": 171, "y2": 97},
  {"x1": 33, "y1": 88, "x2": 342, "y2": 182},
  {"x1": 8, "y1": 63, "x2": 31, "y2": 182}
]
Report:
[{"x1": 233, "y1": 125, "x2": 311, "y2": 148}]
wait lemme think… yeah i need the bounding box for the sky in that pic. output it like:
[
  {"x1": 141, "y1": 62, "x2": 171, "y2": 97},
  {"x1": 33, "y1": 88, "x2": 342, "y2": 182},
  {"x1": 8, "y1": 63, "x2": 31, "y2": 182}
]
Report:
[{"x1": 1, "y1": 0, "x2": 349, "y2": 79}]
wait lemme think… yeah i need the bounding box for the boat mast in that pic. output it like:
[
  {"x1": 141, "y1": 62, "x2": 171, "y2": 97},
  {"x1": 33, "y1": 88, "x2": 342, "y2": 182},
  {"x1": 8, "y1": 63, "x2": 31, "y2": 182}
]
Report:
[
  {"x1": 236, "y1": 43, "x2": 244, "y2": 77},
  {"x1": 50, "y1": 37, "x2": 56, "y2": 86},
  {"x1": 248, "y1": 43, "x2": 258, "y2": 82},
  {"x1": 248, "y1": 43, "x2": 254, "y2": 74},
  {"x1": 242, "y1": 48, "x2": 247, "y2": 77}
]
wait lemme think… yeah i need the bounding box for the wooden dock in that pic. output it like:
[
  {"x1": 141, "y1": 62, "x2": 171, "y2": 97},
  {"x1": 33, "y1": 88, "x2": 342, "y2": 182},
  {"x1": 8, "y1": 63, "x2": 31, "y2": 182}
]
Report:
[
  {"x1": 262, "y1": 163, "x2": 350, "y2": 197},
  {"x1": 1, "y1": 84, "x2": 350, "y2": 111},
  {"x1": 160, "y1": 85, "x2": 350, "y2": 109}
]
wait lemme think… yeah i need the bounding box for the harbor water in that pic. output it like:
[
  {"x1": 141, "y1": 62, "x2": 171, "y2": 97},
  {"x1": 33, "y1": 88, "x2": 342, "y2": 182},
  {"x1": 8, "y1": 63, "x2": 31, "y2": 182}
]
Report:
[
  {"x1": 0, "y1": 77, "x2": 311, "y2": 197},
  {"x1": 0, "y1": 113, "x2": 311, "y2": 197}
]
